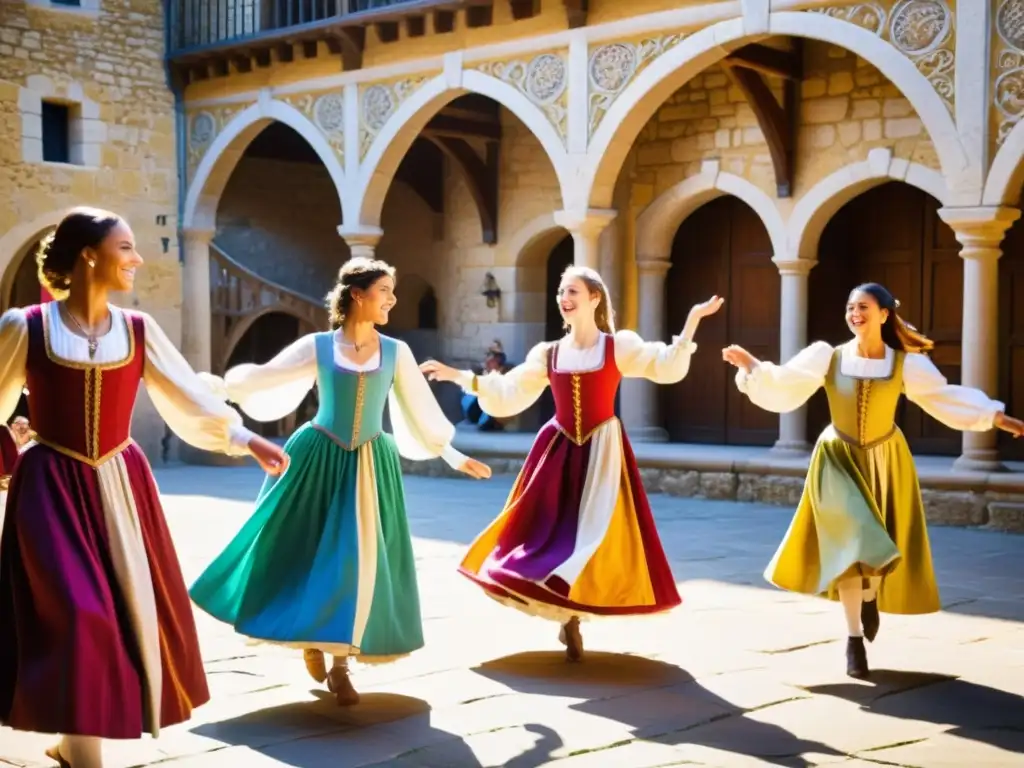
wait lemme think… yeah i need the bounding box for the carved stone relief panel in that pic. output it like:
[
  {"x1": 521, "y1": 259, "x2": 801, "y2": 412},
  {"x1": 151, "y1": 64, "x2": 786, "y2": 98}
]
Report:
[
  {"x1": 358, "y1": 75, "x2": 431, "y2": 160},
  {"x1": 810, "y1": 1, "x2": 955, "y2": 114},
  {"x1": 473, "y1": 51, "x2": 569, "y2": 142},
  {"x1": 587, "y1": 33, "x2": 687, "y2": 138},
  {"x1": 995, "y1": 0, "x2": 1024, "y2": 145}
]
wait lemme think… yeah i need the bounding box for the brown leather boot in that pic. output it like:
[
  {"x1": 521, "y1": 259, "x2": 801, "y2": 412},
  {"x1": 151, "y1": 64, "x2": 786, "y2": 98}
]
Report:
[
  {"x1": 559, "y1": 616, "x2": 584, "y2": 662},
  {"x1": 303, "y1": 648, "x2": 328, "y2": 683},
  {"x1": 327, "y1": 656, "x2": 360, "y2": 706}
]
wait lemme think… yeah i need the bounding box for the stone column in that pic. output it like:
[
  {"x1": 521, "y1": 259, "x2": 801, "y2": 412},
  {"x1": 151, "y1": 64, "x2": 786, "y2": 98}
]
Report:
[
  {"x1": 938, "y1": 206, "x2": 1021, "y2": 471},
  {"x1": 553, "y1": 209, "x2": 617, "y2": 270},
  {"x1": 770, "y1": 258, "x2": 816, "y2": 456},
  {"x1": 337, "y1": 225, "x2": 383, "y2": 260},
  {"x1": 621, "y1": 259, "x2": 671, "y2": 442},
  {"x1": 180, "y1": 228, "x2": 214, "y2": 372}
]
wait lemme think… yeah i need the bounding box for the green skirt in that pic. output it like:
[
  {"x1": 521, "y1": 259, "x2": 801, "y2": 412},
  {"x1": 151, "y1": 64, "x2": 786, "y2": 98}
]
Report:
[
  {"x1": 765, "y1": 425, "x2": 940, "y2": 615},
  {"x1": 189, "y1": 424, "x2": 424, "y2": 661}
]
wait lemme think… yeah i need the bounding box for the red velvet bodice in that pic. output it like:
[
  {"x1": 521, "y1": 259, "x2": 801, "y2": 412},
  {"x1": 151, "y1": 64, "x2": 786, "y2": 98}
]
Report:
[
  {"x1": 547, "y1": 334, "x2": 622, "y2": 445},
  {"x1": 0, "y1": 425, "x2": 17, "y2": 485},
  {"x1": 23, "y1": 304, "x2": 145, "y2": 466}
]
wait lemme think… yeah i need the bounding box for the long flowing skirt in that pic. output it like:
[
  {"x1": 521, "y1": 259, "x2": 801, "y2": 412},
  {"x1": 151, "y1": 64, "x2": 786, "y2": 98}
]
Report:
[
  {"x1": 189, "y1": 424, "x2": 423, "y2": 662},
  {"x1": 765, "y1": 425, "x2": 940, "y2": 614},
  {"x1": 0, "y1": 443, "x2": 209, "y2": 738},
  {"x1": 459, "y1": 419, "x2": 681, "y2": 623}
]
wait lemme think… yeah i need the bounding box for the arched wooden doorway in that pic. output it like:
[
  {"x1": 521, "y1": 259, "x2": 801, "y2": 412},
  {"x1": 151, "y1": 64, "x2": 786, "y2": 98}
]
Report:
[
  {"x1": 536, "y1": 234, "x2": 574, "y2": 424},
  {"x1": 662, "y1": 196, "x2": 780, "y2": 445},
  {"x1": 225, "y1": 311, "x2": 315, "y2": 439},
  {"x1": 998, "y1": 210, "x2": 1024, "y2": 461},
  {"x1": 807, "y1": 182, "x2": 962, "y2": 455}
]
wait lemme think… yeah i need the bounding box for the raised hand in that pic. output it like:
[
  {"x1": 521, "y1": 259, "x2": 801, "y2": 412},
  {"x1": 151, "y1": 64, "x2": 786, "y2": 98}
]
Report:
[
  {"x1": 420, "y1": 359, "x2": 459, "y2": 384},
  {"x1": 248, "y1": 435, "x2": 289, "y2": 476},
  {"x1": 459, "y1": 457, "x2": 492, "y2": 479},
  {"x1": 995, "y1": 412, "x2": 1024, "y2": 438},
  {"x1": 722, "y1": 344, "x2": 759, "y2": 373},
  {"x1": 689, "y1": 295, "x2": 725, "y2": 320}
]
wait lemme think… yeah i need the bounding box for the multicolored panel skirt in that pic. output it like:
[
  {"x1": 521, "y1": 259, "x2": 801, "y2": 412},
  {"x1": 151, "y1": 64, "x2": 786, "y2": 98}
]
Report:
[
  {"x1": 459, "y1": 419, "x2": 681, "y2": 622},
  {"x1": 189, "y1": 423, "x2": 424, "y2": 663}
]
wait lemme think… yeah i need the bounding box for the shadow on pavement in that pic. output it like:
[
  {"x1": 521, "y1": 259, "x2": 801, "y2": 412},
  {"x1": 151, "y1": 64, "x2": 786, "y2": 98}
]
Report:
[
  {"x1": 807, "y1": 670, "x2": 1024, "y2": 756},
  {"x1": 474, "y1": 651, "x2": 843, "y2": 767}
]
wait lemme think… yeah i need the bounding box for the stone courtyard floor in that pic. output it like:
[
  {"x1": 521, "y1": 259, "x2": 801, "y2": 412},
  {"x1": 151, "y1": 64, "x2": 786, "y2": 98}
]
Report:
[{"x1": 1, "y1": 464, "x2": 1023, "y2": 767}]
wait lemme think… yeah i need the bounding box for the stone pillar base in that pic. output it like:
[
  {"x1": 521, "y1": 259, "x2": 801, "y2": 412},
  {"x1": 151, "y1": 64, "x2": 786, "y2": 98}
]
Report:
[
  {"x1": 629, "y1": 426, "x2": 669, "y2": 443},
  {"x1": 952, "y1": 451, "x2": 1008, "y2": 473},
  {"x1": 769, "y1": 440, "x2": 811, "y2": 458}
]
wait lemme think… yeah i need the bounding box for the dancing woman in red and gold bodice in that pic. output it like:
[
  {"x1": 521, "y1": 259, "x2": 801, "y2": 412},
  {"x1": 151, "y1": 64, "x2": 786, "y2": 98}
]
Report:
[
  {"x1": 0, "y1": 209, "x2": 286, "y2": 768},
  {"x1": 422, "y1": 266, "x2": 723, "y2": 660}
]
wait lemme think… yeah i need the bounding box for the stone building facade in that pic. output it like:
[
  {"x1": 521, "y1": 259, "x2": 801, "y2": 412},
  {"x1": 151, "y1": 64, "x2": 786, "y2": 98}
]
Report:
[
  {"x1": 6, "y1": 1, "x2": 1024, "y2": 524},
  {"x1": 0, "y1": 0, "x2": 178, "y2": 456}
]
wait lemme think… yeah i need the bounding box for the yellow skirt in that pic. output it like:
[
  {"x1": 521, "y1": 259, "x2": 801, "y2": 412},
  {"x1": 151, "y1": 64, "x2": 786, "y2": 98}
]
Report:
[{"x1": 765, "y1": 425, "x2": 940, "y2": 615}]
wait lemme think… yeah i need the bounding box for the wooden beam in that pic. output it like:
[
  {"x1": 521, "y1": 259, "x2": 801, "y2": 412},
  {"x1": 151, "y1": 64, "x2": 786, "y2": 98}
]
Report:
[
  {"x1": 302, "y1": 40, "x2": 318, "y2": 58},
  {"x1": 509, "y1": 0, "x2": 538, "y2": 20},
  {"x1": 563, "y1": 0, "x2": 587, "y2": 28},
  {"x1": 423, "y1": 113, "x2": 502, "y2": 141},
  {"x1": 465, "y1": 5, "x2": 493, "y2": 28},
  {"x1": 406, "y1": 16, "x2": 426, "y2": 37},
  {"x1": 722, "y1": 63, "x2": 796, "y2": 197},
  {"x1": 276, "y1": 42, "x2": 294, "y2": 63},
  {"x1": 376, "y1": 21, "x2": 400, "y2": 43},
  {"x1": 724, "y1": 43, "x2": 802, "y2": 80},
  {"x1": 326, "y1": 27, "x2": 365, "y2": 70},
  {"x1": 434, "y1": 10, "x2": 455, "y2": 33},
  {"x1": 430, "y1": 137, "x2": 499, "y2": 244},
  {"x1": 232, "y1": 55, "x2": 253, "y2": 73},
  {"x1": 254, "y1": 49, "x2": 272, "y2": 68}
]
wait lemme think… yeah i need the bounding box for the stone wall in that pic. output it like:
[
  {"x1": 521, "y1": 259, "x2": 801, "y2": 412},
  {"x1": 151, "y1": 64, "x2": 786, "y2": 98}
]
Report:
[
  {"x1": 0, "y1": 0, "x2": 178, "y2": 458},
  {"x1": 631, "y1": 42, "x2": 938, "y2": 208}
]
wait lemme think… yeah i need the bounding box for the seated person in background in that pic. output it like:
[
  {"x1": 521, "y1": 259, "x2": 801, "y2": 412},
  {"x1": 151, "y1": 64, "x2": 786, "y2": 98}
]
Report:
[{"x1": 461, "y1": 342, "x2": 510, "y2": 431}]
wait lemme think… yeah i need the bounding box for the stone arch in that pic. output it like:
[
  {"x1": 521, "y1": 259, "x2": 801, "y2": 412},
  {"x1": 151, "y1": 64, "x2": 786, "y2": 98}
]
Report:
[
  {"x1": 183, "y1": 99, "x2": 346, "y2": 230},
  {"x1": 0, "y1": 209, "x2": 74, "y2": 309},
  {"x1": 219, "y1": 303, "x2": 310, "y2": 373},
  {"x1": 353, "y1": 70, "x2": 571, "y2": 228},
  {"x1": 636, "y1": 161, "x2": 787, "y2": 262},
  {"x1": 984, "y1": 122, "x2": 1024, "y2": 205},
  {"x1": 581, "y1": 11, "x2": 967, "y2": 212},
  {"x1": 508, "y1": 212, "x2": 570, "y2": 322},
  {"x1": 788, "y1": 148, "x2": 948, "y2": 261}
]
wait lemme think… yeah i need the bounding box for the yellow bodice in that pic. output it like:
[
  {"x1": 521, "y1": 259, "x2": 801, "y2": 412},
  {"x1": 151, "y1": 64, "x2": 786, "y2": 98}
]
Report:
[{"x1": 824, "y1": 346, "x2": 905, "y2": 448}]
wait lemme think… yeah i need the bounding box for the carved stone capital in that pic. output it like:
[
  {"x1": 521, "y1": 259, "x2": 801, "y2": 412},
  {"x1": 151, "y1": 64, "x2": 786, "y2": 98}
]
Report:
[{"x1": 938, "y1": 206, "x2": 1022, "y2": 257}]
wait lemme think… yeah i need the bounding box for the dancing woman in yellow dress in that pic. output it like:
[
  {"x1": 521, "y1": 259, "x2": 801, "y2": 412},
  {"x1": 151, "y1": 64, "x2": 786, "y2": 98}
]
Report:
[{"x1": 722, "y1": 283, "x2": 1024, "y2": 678}]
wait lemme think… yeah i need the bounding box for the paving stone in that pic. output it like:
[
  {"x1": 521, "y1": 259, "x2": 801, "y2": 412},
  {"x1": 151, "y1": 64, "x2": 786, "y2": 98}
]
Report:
[{"x1": 1, "y1": 465, "x2": 1022, "y2": 768}]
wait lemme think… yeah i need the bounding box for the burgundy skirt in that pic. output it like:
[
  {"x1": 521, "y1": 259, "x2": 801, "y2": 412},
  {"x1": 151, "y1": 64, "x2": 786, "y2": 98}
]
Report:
[{"x1": 0, "y1": 442, "x2": 209, "y2": 738}]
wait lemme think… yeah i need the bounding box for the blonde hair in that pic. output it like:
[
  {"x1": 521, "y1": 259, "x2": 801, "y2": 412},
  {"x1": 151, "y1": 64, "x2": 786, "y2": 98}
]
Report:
[
  {"x1": 560, "y1": 265, "x2": 616, "y2": 335},
  {"x1": 325, "y1": 257, "x2": 396, "y2": 329}
]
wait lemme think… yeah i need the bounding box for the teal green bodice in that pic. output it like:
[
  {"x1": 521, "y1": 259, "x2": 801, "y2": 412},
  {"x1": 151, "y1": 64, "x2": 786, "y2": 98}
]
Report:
[{"x1": 312, "y1": 332, "x2": 397, "y2": 449}]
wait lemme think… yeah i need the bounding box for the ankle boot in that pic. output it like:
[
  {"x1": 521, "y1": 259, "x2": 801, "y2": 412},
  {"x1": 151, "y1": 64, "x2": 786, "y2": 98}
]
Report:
[
  {"x1": 327, "y1": 657, "x2": 360, "y2": 706},
  {"x1": 558, "y1": 616, "x2": 584, "y2": 662},
  {"x1": 846, "y1": 636, "x2": 869, "y2": 679},
  {"x1": 303, "y1": 648, "x2": 328, "y2": 683},
  {"x1": 861, "y1": 598, "x2": 880, "y2": 643}
]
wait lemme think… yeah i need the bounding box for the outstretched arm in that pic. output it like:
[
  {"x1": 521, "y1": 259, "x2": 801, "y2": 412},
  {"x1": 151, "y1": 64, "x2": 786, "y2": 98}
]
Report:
[
  {"x1": 141, "y1": 314, "x2": 287, "y2": 474},
  {"x1": 421, "y1": 342, "x2": 550, "y2": 419},
  {"x1": 723, "y1": 341, "x2": 832, "y2": 413},
  {"x1": 390, "y1": 341, "x2": 491, "y2": 478},
  {"x1": 903, "y1": 353, "x2": 1024, "y2": 435},
  {"x1": 615, "y1": 295, "x2": 724, "y2": 383},
  {"x1": 200, "y1": 334, "x2": 317, "y2": 423}
]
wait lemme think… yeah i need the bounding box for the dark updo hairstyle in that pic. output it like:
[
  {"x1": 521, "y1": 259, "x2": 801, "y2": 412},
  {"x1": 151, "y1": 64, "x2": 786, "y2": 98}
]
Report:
[
  {"x1": 36, "y1": 207, "x2": 123, "y2": 300},
  {"x1": 325, "y1": 256, "x2": 396, "y2": 329},
  {"x1": 851, "y1": 282, "x2": 934, "y2": 354}
]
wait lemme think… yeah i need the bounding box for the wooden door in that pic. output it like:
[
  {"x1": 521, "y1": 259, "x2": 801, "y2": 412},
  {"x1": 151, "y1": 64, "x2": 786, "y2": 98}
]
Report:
[
  {"x1": 806, "y1": 183, "x2": 960, "y2": 455},
  {"x1": 662, "y1": 196, "x2": 779, "y2": 445},
  {"x1": 999, "y1": 219, "x2": 1024, "y2": 461}
]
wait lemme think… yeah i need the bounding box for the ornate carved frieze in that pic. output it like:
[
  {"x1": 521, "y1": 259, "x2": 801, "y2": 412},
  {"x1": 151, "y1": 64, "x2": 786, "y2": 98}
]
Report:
[
  {"x1": 809, "y1": 1, "x2": 955, "y2": 114},
  {"x1": 186, "y1": 103, "x2": 250, "y2": 179},
  {"x1": 587, "y1": 34, "x2": 686, "y2": 138},
  {"x1": 473, "y1": 51, "x2": 569, "y2": 141},
  {"x1": 358, "y1": 76, "x2": 430, "y2": 160},
  {"x1": 281, "y1": 90, "x2": 345, "y2": 161},
  {"x1": 995, "y1": 0, "x2": 1024, "y2": 145}
]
